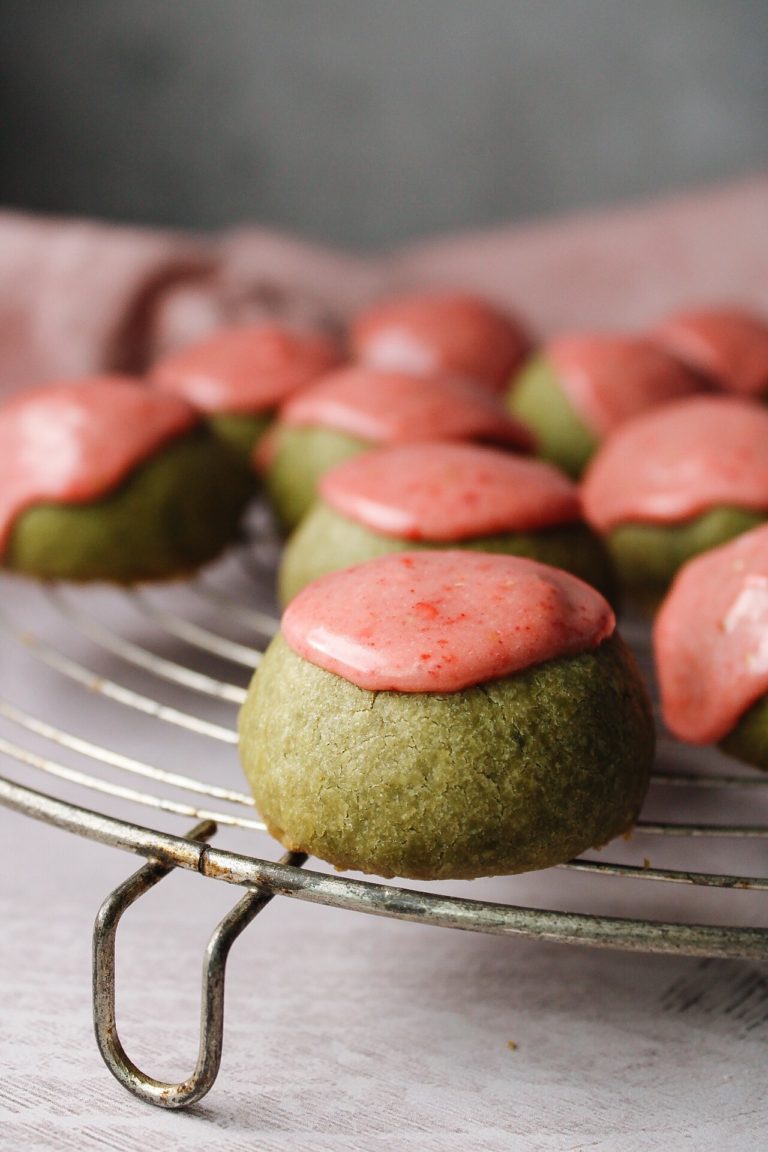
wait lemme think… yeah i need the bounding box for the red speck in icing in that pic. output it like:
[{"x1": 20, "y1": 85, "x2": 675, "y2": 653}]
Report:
[
  {"x1": 319, "y1": 442, "x2": 580, "y2": 540},
  {"x1": 282, "y1": 551, "x2": 614, "y2": 693},
  {"x1": 350, "y1": 291, "x2": 532, "y2": 394},
  {"x1": 279, "y1": 366, "x2": 534, "y2": 451},
  {"x1": 655, "y1": 524, "x2": 768, "y2": 743},
  {"x1": 582, "y1": 396, "x2": 768, "y2": 532},
  {"x1": 150, "y1": 324, "x2": 341, "y2": 414},
  {"x1": 548, "y1": 334, "x2": 702, "y2": 437},
  {"x1": 0, "y1": 376, "x2": 199, "y2": 557},
  {"x1": 653, "y1": 307, "x2": 768, "y2": 398}
]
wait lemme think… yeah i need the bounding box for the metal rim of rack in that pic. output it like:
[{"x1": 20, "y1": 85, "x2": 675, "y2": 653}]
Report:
[{"x1": 1, "y1": 535, "x2": 768, "y2": 1108}]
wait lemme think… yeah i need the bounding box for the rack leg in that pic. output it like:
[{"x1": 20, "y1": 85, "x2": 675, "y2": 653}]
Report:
[{"x1": 92, "y1": 819, "x2": 306, "y2": 1108}]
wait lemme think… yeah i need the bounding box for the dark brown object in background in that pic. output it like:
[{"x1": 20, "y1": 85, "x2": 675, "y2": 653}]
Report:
[
  {"x1": 0, "y1": 211, "x2": 214, "y2": 394},
  {"x1": 0, "y1": 212, "x2": 346, "y2": 397}
]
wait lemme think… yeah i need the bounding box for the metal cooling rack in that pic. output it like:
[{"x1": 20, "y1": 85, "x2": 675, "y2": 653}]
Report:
[{"x1": 1, "y1": 524, "x2": 768, "y2": 1109}]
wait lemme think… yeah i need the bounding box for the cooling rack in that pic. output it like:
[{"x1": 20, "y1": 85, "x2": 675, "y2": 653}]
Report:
[{"x1": 1, "y1": 515, "x2": 768, "y2": 1109}]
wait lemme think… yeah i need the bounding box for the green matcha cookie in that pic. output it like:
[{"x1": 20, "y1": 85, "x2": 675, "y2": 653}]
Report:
[
  {"x1": 278, "y1": 502, "x2": 616, "y2": 605},
  {"x1": 150, "y1": 325, "x2": 341, "y2": 468},
  {"x1": 720, "y1": 695, "x2": 768, "y2": 772},
  {"x1": 239, "y1": 632, "x2": 654, "y2": 879},
  {"x1": 507, "y1": 356, "x2": 596, "y2": 479},
  {"x1": 208, "y1": 412, "x2": 273, "y2": 468},
  {"x1": 263, "y1": 425, "x2": 372, "y2": 531},
  {"x1": 607, "y1": 506, "x2": 766, "y2": 604},
  {"x1": 653, "y1": 522, "x2": 768, "y2": 769},
  {"x1": 6, "y1": 429, "x2": 252, "y2": 583},
  {"x1": 263, "y1": 367, "x2": 535, "y2": 532},
  {"x1": 582, "y1": 396, "x2": 768, "y2": 607}
]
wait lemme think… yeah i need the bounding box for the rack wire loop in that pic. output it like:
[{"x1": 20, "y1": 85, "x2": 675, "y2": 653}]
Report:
[{"x1": 92, "y1": 818, "x2": 306, "y2": 1109}]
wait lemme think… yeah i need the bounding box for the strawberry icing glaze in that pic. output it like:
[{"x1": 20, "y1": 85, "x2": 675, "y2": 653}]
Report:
[
  {"x1": 0, "y1": 376, "x2": 199, "y2": 556},
  {"x1": 282, "y1": 550, "x2": 614, "y2": 693},
  {"x1": 319, "y1": 442, "x2": 580, "y2": 540},
  {"x1": 654, "y1": 524, "x2": 768, "y2": 743},
  {"x1": 150, "y1": 324, "x2": 341, "y2": 414},
  {"x1": 547, "y1": 334, "x2": 701, "y2": 437},
  {"x1": 581, "y1": 396, "x2": 768, "y2": 532},
  {"x1": 350, "y1": 292, "x2": 531, "y2": 395},
  {"x1": 279, "y1": 366, "x2": 534, "y2": 451},
  {"x1": 653, "y1": 307, "x2": 768, "y2": 398}
]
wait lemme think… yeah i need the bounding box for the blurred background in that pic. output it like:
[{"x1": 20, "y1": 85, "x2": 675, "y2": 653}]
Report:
[{"x1": 1, "y1": 0, "x2": 766, "y2": 249}]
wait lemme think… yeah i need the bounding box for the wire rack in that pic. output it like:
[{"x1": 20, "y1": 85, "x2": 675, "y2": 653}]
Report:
[{"x1": 2, "y1": 514, "x2": 768, "y2": 1108}]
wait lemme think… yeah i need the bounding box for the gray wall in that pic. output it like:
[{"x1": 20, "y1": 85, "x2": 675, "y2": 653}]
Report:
[{"x1": 1, "y1": 0, "x2": 766, "y2": 249}]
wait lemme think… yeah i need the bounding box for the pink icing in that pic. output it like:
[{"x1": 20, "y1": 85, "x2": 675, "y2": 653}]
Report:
[
  {"x1": 150, "y1": 324, "x2": 341, "y2": 414},
  {"x1": 548, "y1": 334, "x2": 701, "y2": 437},
  {"x1": 319, "y1": 442, "x2": 580, "y2": 540},
  {"x1": 654, "y1": 307, "x2": 768, "y2": 398},
  {"x1": 350, "y1": 292, "x2": 531, "y2": 395},
  {"x1": 581, "y1": 396, "x2": 768, "y2": 532},
  {"x1": 654, "y1": 524, "x2": 768, "y2": 743},
  {"x1": 282, "y1": 550, "x2": 614, "y2": 693},
  {"x1": 0, "y1": 376, "x2": 199, "y2": 556},
  {"x1": 279, "y1": 366, "x2": 534, "y2": 451}
]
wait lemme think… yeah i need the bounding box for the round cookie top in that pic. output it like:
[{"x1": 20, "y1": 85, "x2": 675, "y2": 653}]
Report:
[
  {"x1": 654, "y1": 524, "x2": 768, "y2": 744},
  {"x1": 150, "y1": 324, "x2": 341, "y2": 414},
  {"x1": 582, "y1": 396, "x2": 768, "y2": 532},
  {"x1": 279, "y1": 366, "x2": 534, "y2": 451},
  {"x1": 547, "y1": 334, "x2": 701, "y2": 436},
  {"x1": 0, "y1": 376, "x2": 199, "y2": 555},
  {"x1": 653, "y1": 306, "x2": 768, "y2": 399},
  {"x1": 282, "y1": 550, "x2": 614, "y2": 693},
  {"x1": 350, "y1": 291, "x2": 531, "y2": 394},
  {"x1": 319, "y1": 442, "x2": 580, "y2": 540}
]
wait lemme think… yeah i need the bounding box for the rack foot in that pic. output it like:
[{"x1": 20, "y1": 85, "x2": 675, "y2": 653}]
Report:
[{"x1": 92, "y1": 819, "x2": 306, "y2": 1108}]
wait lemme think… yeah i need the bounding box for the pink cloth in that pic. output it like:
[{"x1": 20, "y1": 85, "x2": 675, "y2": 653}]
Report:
[
  {"x1": 387, "y1": 175, "x2": 768, "y2": 334},
  {"x1": 2, "y1": 175, "x2": 767, "y2": 394}
]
